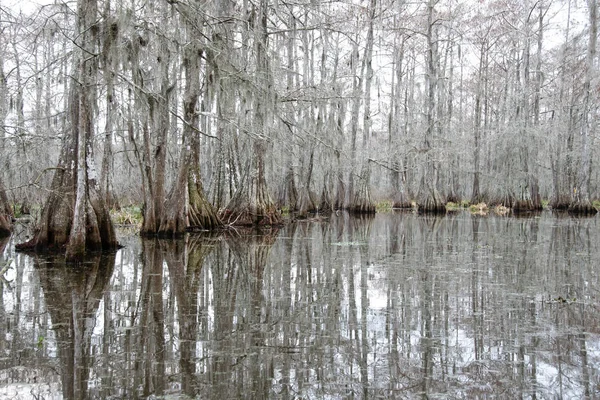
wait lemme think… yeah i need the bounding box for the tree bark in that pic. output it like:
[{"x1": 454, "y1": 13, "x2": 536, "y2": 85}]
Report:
[
  {"x1": 140, "y1": 42, "x2": 170, "y2": 234},
  {"x1": 0, "y1": 178, "x2": 12, "y2": 237},
  {"x1": 348, "y1": 0, "x2": 376, "y2": 214},
  {"x1": 0, "y1": 49, "x2": 13, "y2": 237},
  {"x1": 221, "y1": 0, "x2": 282, "y2": 226},
  {"x1": 17, "y1": 0, "x2": 119, "y2": 257},
  {"x1": 159, "y1": 3, "x2": 221, "y2": 236},
  {"x1": 569, "y1": 0, "x2": 597, "y2": 214},
  {"x1": 418, "y1": 0, "x2": 446, "y2": 213},
  {"x1": 100, "y1": 1, "x2": 119, "y2": 210}
]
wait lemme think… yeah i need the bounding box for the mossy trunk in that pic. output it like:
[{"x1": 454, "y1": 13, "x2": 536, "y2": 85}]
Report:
[
  {"x1": 390, "y1": 162, "x2": 411, "y2": 209},
  {"x1": 278, "y1": 166, "x2": 298, "y2": 211},
  {"x1": 0, "y1": 178, "x2": 13, "y2": 237},
  {"x1": 418, "y1": 185, "x2": 446, "y2": 214},
  {"x1": 319, "y1": 172, "x2": 334, "y2": 213},
  {"x1": 349, "y1": 165, "x2": 376, "y2": 214},
  {"x1": 161, "y1": 159, "x2": 220, "y2": 235},
  {"x1": 188, "y1": 169, "x2": 221, "y2": 230},
  {"x1": 140, "y1": 25, "x2": 170, "y2": 236},
  {"x1": 568, "y1": 198, "x2": 597, "y2": 215},
  {"x1": 513, "y1": 179, "x2": 543, "y2": 213},
  {"x1": 219, "y1": 0, "x2": 283, "y2": 227},
  {"x1": 16, "y1": 0, "x2": 118, "y2": 257},
  {"x1": 296, "y1": 149, "x2": 318, "y2": 218},
  {"x1": 221, "y1": 141, "x2": 283, "y2": 226},
  {"x1": 158, "y1": 39, "x2": 220, "y2": 236}
]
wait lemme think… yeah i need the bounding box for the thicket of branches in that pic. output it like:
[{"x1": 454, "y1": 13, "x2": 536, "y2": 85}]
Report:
[{"x1": 1, "y1": 0, "x2": 598, "y2": 238}]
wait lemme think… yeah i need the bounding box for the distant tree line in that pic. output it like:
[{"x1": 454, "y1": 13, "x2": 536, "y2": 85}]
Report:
[{"x1": 0, "y1": 0, "x2": 597, "y2": 254}]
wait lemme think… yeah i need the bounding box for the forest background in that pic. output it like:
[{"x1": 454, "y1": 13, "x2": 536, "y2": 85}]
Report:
[{"x1": 0, "y1": 0, "x2": 598, "y2": 248}]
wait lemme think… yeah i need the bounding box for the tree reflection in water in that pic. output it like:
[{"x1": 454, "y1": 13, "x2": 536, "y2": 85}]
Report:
[
  {"x1": 36, "y1": 253, "x2": 115, "y2": 400},
  {"x1": 1, "y1": 212, "x2": 599, "y2": 398}
]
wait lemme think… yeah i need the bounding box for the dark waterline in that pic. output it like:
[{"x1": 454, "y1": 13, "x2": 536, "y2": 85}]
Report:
[{"x1": 1, "y1": 211, "x2": 599, "y2": 399}]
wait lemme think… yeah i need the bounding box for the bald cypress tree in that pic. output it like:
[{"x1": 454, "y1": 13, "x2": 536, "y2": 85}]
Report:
[{"x1": 16, "y1": 0, "x2": 118, "y2": 258}]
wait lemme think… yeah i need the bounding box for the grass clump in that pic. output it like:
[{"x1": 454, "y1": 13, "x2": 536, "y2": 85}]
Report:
[
  {"x1": 445, "y1": 201, "x2": 465, "y2": 211},
  {"x1": 593, "y1": 200, "x2": 600, "y2": 210},
  {"x1": 110, "y1": 206, "x2": 143, "y2": 226},
  {"x1": 280, "y1": 205, "x2": 291, "y2": 216},
  {"x1": 542, "y1": 199, "x2": 550, "y2": 209},
  {"x1": 12, "y1": 204, "x2": 22, "y2": 218},
  {"x1": 376, "y1": 200, "x2": 393, "y2": 213},
  {"x1": 493, "y1": 205, "x2": 510, "y2": 215},
  {"x1": 469, "y1": 202, "x2": 489, "y2": 215}
]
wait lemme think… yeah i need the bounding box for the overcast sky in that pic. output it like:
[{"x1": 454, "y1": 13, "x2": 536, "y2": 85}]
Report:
[{"x1": 3, "y1": 0, "x2": 54, "y2": 15}]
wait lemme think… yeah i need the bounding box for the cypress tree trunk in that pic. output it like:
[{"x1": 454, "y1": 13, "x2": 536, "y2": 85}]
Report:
[
  {"x1": 0, "y1": 178, "x2": 12, "y2": 237},
  {"x1": 140, "y1": 34, "x2": 170, "y2": 235},
  {"x1": 569, "y1": 0, "x2": 597, "y2": 215},
  {"x1": 221, "y1": 0, "x2": 282, "y2": 227},
  {"x1": 0, "y1": 30, "x2": 13, "y2": 236},
  {"x1": 350, "y1": 165, "x2": 376, "y2": 214},
  {"x1": 159, "y1": 8, "x2": 220, "y2": 236},
  {"x1": 417, "y1": 0, "x2": 446, "y2": 213},
  {"x1": 16, "y1": 0, "x2": 118, "y2": 257}
]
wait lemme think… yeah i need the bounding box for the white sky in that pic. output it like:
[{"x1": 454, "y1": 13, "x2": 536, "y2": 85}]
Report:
[{"x1": 3, "y1": 0, "x2": 55, "y2": 15}]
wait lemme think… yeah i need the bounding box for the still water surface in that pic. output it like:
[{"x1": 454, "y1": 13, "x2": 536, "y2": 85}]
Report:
[{"x1": 0, "y1": 212, "x2": 598, "y2": 399}]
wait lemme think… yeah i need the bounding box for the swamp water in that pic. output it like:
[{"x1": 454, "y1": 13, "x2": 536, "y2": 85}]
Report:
[{"x1": 0, "y1": 211, "x2": 598, "y2": 399}]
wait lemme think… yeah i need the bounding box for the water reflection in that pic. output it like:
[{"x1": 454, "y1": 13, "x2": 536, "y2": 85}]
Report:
[{"x1": 1, "y1": 212, "x2": 599, "y2": 398}]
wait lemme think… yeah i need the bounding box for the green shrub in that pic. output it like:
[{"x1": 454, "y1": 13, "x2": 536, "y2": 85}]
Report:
[
  {"x1": 12, "y1": 204, "x2": 22, "y2": 218},
  {"x1": 376, "y1": 200, "x2": 393, "y2": 213},
  {"x1": 542, "y1": 199, "x2": 550, "y2": 209},
  {"x1": 110, "y1": 206, "x2": 143, "y2": 226},
  {"x1": 469, "y1": 203, "x2": 488, "y2": 214},
  {"x1": 445, "y1": 201, "x2": 462, "y2": 211}
]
